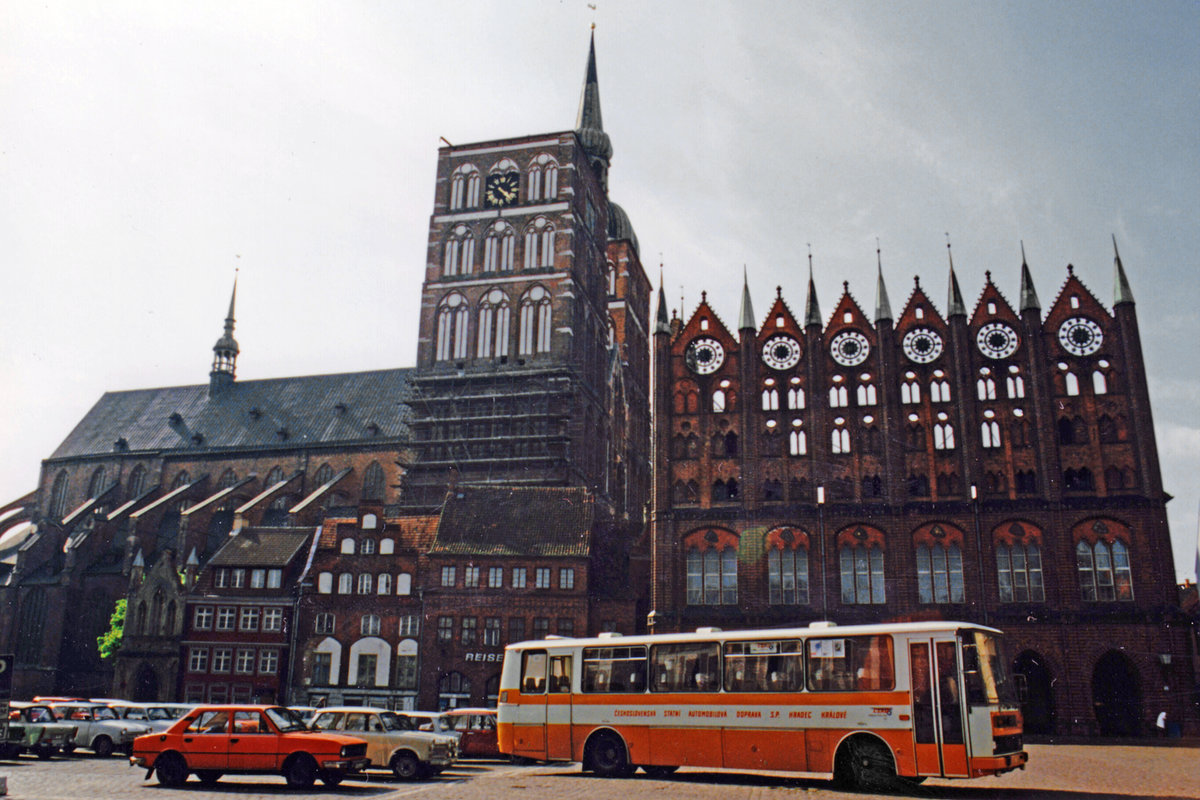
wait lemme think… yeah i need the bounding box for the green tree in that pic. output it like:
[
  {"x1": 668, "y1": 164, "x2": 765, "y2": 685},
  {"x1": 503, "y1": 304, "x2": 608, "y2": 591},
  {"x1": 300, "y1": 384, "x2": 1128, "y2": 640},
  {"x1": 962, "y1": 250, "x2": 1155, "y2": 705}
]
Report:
[{"x1": 96, "y1": 598, "x2": 126, "y2": 661}]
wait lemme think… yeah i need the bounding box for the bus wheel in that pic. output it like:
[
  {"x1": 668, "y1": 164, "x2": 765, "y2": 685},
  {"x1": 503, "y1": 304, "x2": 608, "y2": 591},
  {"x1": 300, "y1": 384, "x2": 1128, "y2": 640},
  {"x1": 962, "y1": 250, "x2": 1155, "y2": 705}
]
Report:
[
  {"x1": 834, "y1": 736, "x2": 896, "y2": 791},
  {"x1": 587, "y1": 732, "x2": 633, "y2": 778}
]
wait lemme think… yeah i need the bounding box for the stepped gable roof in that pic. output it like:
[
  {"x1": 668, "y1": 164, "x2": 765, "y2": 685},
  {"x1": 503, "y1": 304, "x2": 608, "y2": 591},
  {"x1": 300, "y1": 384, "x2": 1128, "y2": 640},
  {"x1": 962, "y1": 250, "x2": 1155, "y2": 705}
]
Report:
[
  {"x1": 824, "y1": 281, "x2": 874, "y2": 341},
  {"x1": 675, "y1": 292, "x2": 737, "y2": 349},
  {"x1": 896, "y1": 276, "x2": 948, "y2": 332},
  {"x1": 49, "y1": 368, "x2": 414, "y2": 460},
  {"x1": 1044, "y1": 264, "x2": 1111, "y2": 329},
  {"x1": 968, "y1": 271, "x2": 1021, "y2": 327},
  {"x1": 431, "y1": 485, "x2": 592, "y2": 558},
  {"x1": 755, "y1": 288, "x2": 804, "y2": 344},
  {"x1": 208, "y1": 527, "x2": 314, "y2": 568}
]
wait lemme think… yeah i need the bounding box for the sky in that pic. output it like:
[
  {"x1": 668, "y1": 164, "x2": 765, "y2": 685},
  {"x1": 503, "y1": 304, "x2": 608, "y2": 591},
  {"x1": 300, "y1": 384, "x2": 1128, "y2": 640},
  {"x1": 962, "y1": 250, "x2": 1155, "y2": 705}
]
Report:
[{"x1": 2, "y1": 1, "x2": 1198, "y2": 578}]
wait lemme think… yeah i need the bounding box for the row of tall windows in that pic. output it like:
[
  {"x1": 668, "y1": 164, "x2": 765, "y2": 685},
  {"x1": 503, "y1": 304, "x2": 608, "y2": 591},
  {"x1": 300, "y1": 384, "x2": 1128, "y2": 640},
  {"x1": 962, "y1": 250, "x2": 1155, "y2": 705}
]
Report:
[
  {"x1": 438, "y1": 565, "x2": 575, "y2": 590},
  {"x1": 449, "y1": 158, "x2": 559, "y2": 211},
  {"x1": 435, "y1": 287, "x2": 552, "y2": 361},
  {"x1": 682, "y1": 527, "x2": 1132, "y2": 607},
  {"x1": 443, "y1": 218, "x2": 555, "y2": 277},
  {"x1": 317, "y1": 572, "x2": 414, "y2": 596}
]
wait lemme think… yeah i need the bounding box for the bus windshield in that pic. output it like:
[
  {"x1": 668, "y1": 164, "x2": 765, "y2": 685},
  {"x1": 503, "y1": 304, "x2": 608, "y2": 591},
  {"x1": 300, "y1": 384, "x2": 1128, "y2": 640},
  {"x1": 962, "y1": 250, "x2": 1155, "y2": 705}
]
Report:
[{"x1": 960, "y1": 630, "x2": 1017, "y2": 707}]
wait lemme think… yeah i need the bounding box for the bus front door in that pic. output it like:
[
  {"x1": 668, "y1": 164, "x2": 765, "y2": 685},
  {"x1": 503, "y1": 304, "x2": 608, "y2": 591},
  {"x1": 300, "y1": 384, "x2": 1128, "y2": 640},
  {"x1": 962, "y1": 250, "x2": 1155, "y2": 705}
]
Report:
[
  {"x1": 514, "y1": 649, "x2": 548, "y2": 757},
  {"x1": 909, "y1": 639, "x2": 969, "y2": 777},
  {"x1": 545, "y1": 655, "x2": 574, "y2": 760}
]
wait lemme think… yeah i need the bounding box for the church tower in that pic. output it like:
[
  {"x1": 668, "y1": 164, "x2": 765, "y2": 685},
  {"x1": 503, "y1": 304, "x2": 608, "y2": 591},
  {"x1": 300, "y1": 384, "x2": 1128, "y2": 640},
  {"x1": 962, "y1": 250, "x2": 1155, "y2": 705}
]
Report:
[
  {"x1": 404, "y1": 34, "x2": 650, "y2": 523},
  {"x1": 209, "y1": 278, "x2": 239, "y2": 394}
]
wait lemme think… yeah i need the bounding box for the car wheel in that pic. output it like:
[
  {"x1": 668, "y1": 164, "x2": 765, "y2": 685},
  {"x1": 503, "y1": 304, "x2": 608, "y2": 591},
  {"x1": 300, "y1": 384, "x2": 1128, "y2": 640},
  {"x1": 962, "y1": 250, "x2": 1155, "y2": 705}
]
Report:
[
  {"x1": 319, "y1": 770, "x2": 344, "y2": 787},
  {"x1": 283, "y1": 753, "x2": 318, "y2": 788},
  {"x1": 92, "y1": 736, "x2": 114, "y2": 758},
  {"x1": 35, "y1": 745, "x2": 58, "y2": 760},
  {"x1": 390, "y1": 752, "x2": 421, "y2": 780},
  {"x1": 62, "y1": 743, "x2": 77, "y2": 756},
  {"x1": 155, "y1": 752, "x2": 189, "y2": 787},
  {"x1": 587, "y1": 732, "x2": 633, "y2": 778},
  {"x1": 196, "y1": 770, "x2": 222, "y2": 785},
  {"x1": 0, "y1": 743, "x2": 20, "y2": 759}
]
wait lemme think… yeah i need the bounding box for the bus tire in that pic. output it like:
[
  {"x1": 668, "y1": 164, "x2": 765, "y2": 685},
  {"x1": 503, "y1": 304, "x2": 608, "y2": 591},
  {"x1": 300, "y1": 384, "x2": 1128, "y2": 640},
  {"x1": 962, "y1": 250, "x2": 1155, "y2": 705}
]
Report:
[
  {"x1": 834, "y1": 735, "x2": 896, "y2": 791},
  {"x1": 586, "y1": 731, "x2": 633, "y2": 778}
]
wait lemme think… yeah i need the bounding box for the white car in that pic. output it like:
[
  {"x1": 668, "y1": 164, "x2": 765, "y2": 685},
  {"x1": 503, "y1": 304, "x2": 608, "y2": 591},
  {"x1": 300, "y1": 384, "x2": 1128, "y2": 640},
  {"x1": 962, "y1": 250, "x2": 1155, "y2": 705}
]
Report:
[
  {"x1": 311, "y1": 707, "x2": 458, "y2": 779},
  {"x1": 101, "y1": 702, "x2": 194, "y2": 733},
  {"x1": 49, "y1": 703, "x2": 151, "y2": 757}
]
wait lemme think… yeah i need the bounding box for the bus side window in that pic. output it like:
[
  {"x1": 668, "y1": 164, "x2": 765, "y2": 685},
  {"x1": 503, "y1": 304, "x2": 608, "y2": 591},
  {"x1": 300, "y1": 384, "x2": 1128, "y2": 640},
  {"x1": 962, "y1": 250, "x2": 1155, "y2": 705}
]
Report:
[
  {"x1": 550, "y1": 655, "x2": 572, "y2": 693},
  {"x1": 522, "y1": 651, "x2": 548, "y2": 694}
]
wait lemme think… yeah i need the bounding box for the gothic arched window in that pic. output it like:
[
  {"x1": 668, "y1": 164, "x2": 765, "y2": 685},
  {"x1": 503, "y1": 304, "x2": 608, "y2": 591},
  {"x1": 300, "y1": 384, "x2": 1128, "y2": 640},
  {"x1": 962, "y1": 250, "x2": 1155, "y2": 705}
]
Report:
[
  {"x1": 766, "y1": 527, "x2": 809, "y2": 605},
  {"x1": 435, "y1": 292, "x2": 470, "y2": 361},
  {"x1": 838, "y1": 527, "x2": 886, "y2": 605},
  {"x1": 443, "y1": 224, "x2": 475, "y2": 277},
  {"x1": 483, "y1": 221, "x2": 516, "y2": 272},
  {"x1": 685, "y1": 529, "x2": 739, "y2": 605},
  {"x1": 49, "y1": 470, "x2": 70, "y2": 518},
  {"x1": 477, "y1": 288, "x2": 511, "y2": 359},
  {"x1": 523, "y1": 217, "x2": 555, "y2": 269},
  {"x1": 518, "y1": 286, "x2": 552, "y2": 355},
  {"x1": 527, "y1": 153, "x2": 559, "y2": 201},
  {"x1": 449, "y1": 164, "x2": 480, "y2": 210},
  {"x1": 127, "y1": 465, "x2": 147, "y2": 499},
  {"x1": 362, "y1": 462, "x2": 385, "y2": 502}
]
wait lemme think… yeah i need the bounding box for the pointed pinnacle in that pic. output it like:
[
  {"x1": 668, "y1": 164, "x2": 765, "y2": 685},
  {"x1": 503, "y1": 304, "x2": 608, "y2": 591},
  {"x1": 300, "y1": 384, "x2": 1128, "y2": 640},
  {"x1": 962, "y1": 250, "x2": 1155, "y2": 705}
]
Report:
[
  {"x1": 1113, "y1": 235, "x2": 1135, "y2": 305},
  {"x1": 738, "y1": 266, "x2": 756, "y2": 330}
]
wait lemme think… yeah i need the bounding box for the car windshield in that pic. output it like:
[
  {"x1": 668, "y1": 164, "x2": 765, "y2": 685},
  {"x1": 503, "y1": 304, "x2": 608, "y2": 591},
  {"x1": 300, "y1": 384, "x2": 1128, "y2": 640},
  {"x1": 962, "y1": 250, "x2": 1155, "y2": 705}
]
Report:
[
  {"x1": 378, "y1": 712, "x2": 411, "y2": 732},
  {"x1": 122, "y1": 707, "x2": 148, "y2": 720},
  {"x1": 93, "y1": 707, "x2": 118, "y2": 720},
  {"x1": 146, "y1": 707, "x2": 172, "y2": 720},
  {"x1": 266, "y1": 706, "x2": 308, "y2": 732}
]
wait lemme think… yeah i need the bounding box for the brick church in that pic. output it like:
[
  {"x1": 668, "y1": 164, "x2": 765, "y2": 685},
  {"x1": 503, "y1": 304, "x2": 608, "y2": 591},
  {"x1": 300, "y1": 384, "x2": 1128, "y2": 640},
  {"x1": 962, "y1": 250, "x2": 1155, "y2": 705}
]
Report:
[
  {"x1": 0, "y1": 33, "x2": 1190, "y2": 733},
  {"x1": 649, "y1": 249, "x2": 1190, "y2": 735}
]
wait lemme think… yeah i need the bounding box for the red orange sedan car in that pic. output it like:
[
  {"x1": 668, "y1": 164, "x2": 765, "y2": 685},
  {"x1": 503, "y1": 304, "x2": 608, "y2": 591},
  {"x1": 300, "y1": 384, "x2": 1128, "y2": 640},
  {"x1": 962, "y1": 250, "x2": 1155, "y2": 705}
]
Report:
[{"x1": 130, "y1": 705, "x2": 369, "y2": 788}]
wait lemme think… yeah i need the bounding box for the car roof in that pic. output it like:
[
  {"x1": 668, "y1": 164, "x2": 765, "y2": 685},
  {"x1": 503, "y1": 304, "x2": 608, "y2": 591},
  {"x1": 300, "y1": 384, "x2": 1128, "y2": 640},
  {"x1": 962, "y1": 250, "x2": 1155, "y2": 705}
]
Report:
[
  {"x1": 312, "y1": 706, "x2": 394, "y2": 714},
  {"x1": 441, "y1": 707, "x2": 496, "y2": 715}
]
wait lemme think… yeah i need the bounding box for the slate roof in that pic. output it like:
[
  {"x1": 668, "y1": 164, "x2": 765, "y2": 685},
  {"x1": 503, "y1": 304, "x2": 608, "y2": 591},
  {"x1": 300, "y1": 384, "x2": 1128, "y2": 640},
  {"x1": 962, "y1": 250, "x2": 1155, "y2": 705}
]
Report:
[
  {"x1": 431, "y1": 485, "x2": 592, "y2": 558},
  {"x1": 208, "y1": 527, "x2": 315, "y2": 568},
  {"x1": 49, "y1": 368, "x2": 414, "y2": 460}
]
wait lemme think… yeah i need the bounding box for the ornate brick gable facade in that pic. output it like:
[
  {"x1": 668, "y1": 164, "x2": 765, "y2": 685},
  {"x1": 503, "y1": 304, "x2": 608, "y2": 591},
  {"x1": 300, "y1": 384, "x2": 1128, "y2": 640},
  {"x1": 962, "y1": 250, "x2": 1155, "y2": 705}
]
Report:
[{"x1": 651, "y1": 255, "x2": 1190, "y2": 736}]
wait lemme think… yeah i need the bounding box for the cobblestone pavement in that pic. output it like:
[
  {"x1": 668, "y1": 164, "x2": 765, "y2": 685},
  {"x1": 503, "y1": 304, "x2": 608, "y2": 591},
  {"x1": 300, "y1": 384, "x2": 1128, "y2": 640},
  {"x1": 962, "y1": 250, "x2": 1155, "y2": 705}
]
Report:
[{"x1": 0, "y1": 743, "x2": 1197, "y2": 800}]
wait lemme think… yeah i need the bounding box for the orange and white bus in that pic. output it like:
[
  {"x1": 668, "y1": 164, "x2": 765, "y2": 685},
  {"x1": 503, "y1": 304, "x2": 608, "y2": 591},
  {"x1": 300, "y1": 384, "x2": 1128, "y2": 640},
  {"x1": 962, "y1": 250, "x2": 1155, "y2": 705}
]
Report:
[{"x1": 497, "y1": 621, "x2": 1027, "y2": 789}]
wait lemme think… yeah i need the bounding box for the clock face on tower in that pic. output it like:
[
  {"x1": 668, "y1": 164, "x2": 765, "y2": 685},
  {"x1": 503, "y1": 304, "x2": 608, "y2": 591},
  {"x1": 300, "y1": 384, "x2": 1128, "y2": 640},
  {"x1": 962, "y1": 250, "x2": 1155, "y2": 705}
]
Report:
[
  {"x1": 761, "y1": 335, "x2": 802, "y2": 370},
  {"x1": 1058, "y1": 316, "x2": 1104, "y2": 356},
  {"x1": 685, "y1": 337, "x2": 725, "y2": 374},
  {"x1": 484, "y1": 172, "x2": 520, "y2": 208},
  {"x1": 830, "y1": 330, "x2": 870, "y2": 367},
  {"x1": 902, "y1": 328, "x2": 944, "y2": 364},
  {"x1": 976, "y1": 322, "x2": 1019, "y2": 359}
]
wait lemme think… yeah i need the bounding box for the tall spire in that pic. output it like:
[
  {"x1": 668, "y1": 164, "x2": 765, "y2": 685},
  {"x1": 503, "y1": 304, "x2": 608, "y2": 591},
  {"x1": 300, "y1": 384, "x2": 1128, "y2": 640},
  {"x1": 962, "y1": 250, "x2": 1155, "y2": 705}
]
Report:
[
  {"x1": 655, "y1": 270, "x2": 671, "y2": 334},
  {"x1": 1018, "y1": 242, "x2": 1041, "y2": 313},
  {"x1": 1113, "y1": 235, "x2": 1135, "y2": 306},
  {"x1": 210, "y1": 274, "x2": 240, "y2": 392},
  {"x1": 738, "y1": 266, "x2": 756, "y2": 330},
  {"x1": 946, "y1": 238, "x2": 966, "y2": 317},
  {"x1": 575, "y1": 29, "x2": 612, "y2": 188},
  {"x1": 873, "y1": 244, "x2": 892, "y2": 323},
  {"x1": 804, "y1": 247, "x2": 822, "y2": 328}
]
